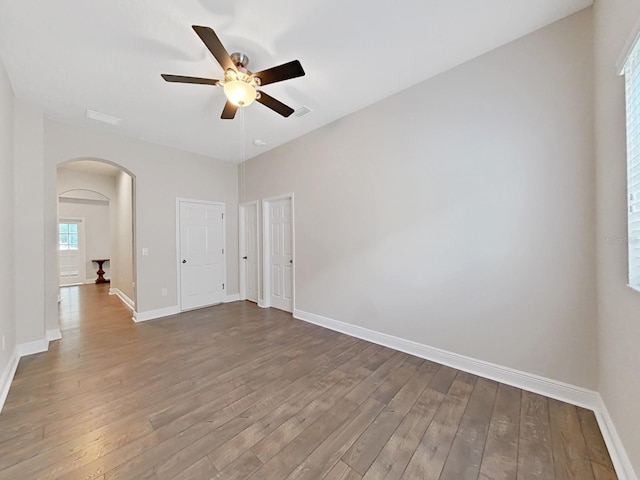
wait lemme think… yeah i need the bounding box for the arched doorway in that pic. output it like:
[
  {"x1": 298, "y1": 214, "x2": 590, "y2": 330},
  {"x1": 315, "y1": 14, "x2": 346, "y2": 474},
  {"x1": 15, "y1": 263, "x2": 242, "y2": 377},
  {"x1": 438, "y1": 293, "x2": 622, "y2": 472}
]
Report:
[{"x1": 56, "y1": 159, "x2": 136, "y2": 323}]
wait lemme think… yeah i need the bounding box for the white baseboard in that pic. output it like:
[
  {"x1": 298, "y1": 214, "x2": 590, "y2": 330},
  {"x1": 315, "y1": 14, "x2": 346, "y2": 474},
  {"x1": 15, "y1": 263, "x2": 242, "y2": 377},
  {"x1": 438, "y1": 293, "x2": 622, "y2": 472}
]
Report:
[
  {"x1": 1, "y1": 334, "x2": 58, "y2": 412},
  {"x1": 0, "y1": 335, "x2": 50, "y2": 411},
  {"x1": 293, "y1": 308, "x2": 637, "y2": 479},
  {"x1": 133, "y1": 305, "x2": 180, "y2": 323},
  {"x1": 133, "y1": 298, "x2": 239, "y2": 323},
  {"x1": 293, "y1": 309, "x2": 598, "y2": 409},
  {"x1": 223, "y1": 294, "x2": 240, "y2": 303},
  {"x1": 109, "y1": 288, "x2": 135, "y2": 311},
  {"x1": 0, "y1": 347, "x2": 19, "y2": 413},
  {"x1": 18, "y1": 338, "x2": 49, "y2": 357},
  {"x1": 258, "y1": 300, "x2": 268, "y2": 308},
  {"x1": 594, "y1": 395, "x2": 638, "y2": 480},
  {"x1": 46, "y1": 329, "x2": 62, "y2": 341}
]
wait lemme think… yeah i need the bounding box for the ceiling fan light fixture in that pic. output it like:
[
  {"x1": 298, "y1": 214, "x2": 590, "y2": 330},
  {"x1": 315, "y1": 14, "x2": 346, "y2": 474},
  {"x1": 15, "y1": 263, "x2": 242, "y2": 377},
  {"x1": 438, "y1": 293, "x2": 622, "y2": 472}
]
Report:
[
  {"x1": 223, "y1": 80, "x2": 256, "y2": 107},
  {"x1": 163, "y1": 26, "x2": 304, "y2": 118}
]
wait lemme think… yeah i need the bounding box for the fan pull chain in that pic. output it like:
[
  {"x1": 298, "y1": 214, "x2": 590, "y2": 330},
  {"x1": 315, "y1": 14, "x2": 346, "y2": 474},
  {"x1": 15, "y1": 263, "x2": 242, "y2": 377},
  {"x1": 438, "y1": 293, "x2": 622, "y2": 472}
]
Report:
[{"x1": 240, "y1": 106, "x2": 246, "y2": 203}]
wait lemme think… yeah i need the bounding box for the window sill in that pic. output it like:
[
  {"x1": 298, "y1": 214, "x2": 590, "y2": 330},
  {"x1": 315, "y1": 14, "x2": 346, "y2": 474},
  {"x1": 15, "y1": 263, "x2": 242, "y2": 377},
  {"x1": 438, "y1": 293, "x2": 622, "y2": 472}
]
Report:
[{"x1": 626, "y1": 284, "x2": 640, "y2": 294}]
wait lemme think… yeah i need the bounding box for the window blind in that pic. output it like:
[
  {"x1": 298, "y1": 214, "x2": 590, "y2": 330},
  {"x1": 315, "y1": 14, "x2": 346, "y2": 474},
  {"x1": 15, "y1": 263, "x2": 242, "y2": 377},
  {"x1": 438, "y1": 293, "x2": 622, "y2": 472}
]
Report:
[{"x1": 625, "y1": 45, "x2": 640, "y2": 287}]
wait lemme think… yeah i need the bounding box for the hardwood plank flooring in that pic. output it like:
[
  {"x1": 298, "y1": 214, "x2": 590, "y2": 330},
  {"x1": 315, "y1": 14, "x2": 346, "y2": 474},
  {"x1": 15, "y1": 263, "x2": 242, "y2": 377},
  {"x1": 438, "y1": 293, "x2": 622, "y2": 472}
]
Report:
[{"x1": 0, "y1": 284, "x2": 617, "y2": 479}]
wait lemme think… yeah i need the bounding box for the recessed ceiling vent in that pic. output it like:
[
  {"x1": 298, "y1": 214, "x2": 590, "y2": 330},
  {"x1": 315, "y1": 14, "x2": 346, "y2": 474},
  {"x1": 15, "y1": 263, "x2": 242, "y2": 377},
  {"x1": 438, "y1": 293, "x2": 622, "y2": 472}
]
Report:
[
  {"x1": 294, "y1": 106, "x2": 312, "y2": 117},
  {"x1": 85, "y1": 109, "x2": 122, "y2": 126}
]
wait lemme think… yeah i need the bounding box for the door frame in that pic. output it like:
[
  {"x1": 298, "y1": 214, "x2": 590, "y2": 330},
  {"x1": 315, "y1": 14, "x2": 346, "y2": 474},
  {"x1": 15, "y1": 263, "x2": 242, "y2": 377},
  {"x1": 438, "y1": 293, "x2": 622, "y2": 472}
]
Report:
[
  {"x1": 261, "y1": 193, "x2": 295, "y2": 310},
  {"x1": 58, "y1": 217, "x2": 87, "y2": 286},
  {"x1": 239, "y1": 201, "x2": 260, "y2": 302},
  {"x1": 176, "y1": 198, "x2": 226, "y2": 312}
]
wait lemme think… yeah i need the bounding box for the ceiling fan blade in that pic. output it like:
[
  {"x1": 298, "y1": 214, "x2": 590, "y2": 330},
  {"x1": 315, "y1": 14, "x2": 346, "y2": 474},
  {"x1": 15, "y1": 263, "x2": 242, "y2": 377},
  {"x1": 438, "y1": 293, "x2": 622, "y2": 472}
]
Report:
[
  {"x1": 256, "y1": 91, "x2": 294, "y2": 117},
  {"x1": 221, "y1": 100, "x2": 238, "y2": 120},
  {"x1": 253, "y1": 60, "x2": 305, "y2": 86},
  {"x1": 161, "y1": 74, "x2": 219, "y2": 86},
  {"x1": 192, "y1": 25, "x2": 235, "y2": 73}
]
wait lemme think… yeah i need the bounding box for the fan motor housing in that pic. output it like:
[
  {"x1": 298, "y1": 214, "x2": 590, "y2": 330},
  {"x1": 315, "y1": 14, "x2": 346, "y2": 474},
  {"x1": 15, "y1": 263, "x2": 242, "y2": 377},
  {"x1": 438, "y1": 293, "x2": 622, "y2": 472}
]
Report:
[{"x1": 231, "y1": 52, "x2": 250, "y2": 69}]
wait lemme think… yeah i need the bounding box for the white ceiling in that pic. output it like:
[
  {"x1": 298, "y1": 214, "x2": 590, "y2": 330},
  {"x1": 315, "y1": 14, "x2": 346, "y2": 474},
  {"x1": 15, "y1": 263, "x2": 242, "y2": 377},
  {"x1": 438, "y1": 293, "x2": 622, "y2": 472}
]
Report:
[{"x1": 0, "y1": 0, "x2": 592, "y2": 163}]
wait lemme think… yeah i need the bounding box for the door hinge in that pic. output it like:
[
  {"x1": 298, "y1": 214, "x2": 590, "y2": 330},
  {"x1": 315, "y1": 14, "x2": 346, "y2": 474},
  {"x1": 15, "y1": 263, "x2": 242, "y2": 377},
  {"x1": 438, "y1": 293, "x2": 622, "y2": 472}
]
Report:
[
  {"x1": 222, "y1": 283, "x2": 225, "y2": 290},
  {"x1": 222, "y1": 213, "x2": 224, "y2": 219},
  {"x1": 222, "y1": 248, "x2": 224, "y2": 254}
]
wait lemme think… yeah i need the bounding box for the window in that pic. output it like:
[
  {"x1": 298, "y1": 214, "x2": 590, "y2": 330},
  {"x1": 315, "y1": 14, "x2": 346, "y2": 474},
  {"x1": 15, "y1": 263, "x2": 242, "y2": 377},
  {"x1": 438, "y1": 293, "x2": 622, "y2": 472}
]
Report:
[
  {"x1": 624, "y1": 37, "x2": 640, "y2": 288},
  {"x1": 59, "y1": 223, "x2": 79, "y2": 251}
]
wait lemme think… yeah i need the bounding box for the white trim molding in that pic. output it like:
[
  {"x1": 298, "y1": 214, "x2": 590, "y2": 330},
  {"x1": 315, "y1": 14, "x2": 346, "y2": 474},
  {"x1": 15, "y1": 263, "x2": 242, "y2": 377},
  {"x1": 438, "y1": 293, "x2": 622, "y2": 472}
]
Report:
[
  {"x1": 293, "y1": 309, "x2": 598, "y2": 409},
  {"x1": 594, "y1": 395, "x2": 639, "y2": 480},
  {"x1": 46, "y1": 329, "x2": 62, "y2": 342},
  {"x1": 617, "y1": 14, "x2": 640, "y2": 74},
  {"x1": 224, "y1": 294, "x2": 240, "y2": 303},
  {"x1": 134, "y1": 300, "x2": 241, "y2": 323},
  {"x1": 18, "y1": 338, "x2": 49, "y2": 358},
  {"x1": 109, "y1": 287, "x2": 135, "y2": 310},
  {"x1": 1, "y1": 336, "x2": 58, "y2": 412},
  {"x1": 293, "y1": 308, "x2": 638, "y2": 479},
  {"x1": 0, "y1": 335, "x2": 50, "y2": 412},
  {"x1": 0, "y1": 348, "x2": 19, "y2": 413},
  {"x1": 133, "y1": 305, "x2": 180, "y2": 323}
]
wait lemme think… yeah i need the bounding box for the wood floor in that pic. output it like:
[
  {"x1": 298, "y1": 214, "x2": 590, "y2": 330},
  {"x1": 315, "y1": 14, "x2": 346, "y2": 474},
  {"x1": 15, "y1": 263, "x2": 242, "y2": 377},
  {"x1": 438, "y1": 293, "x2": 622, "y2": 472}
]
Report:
[{"x1": 0, "y1": 284, "x2": 616, "y2": 480}]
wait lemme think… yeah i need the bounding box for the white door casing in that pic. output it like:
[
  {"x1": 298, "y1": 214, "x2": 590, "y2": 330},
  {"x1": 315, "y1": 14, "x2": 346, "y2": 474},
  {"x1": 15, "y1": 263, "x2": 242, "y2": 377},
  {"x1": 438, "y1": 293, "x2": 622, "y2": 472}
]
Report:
[
  {"x1": 240, "y1": 202, "x2": 259, "y2": 303},
  {"x1": 58, "y1": 219, "x2": 86, "y2": 286},
  {"x1": 263, "y1": 195, "x2": 294, "y2": 312},
  {"x1": 178, "y1": 200, "x2": 225, "y2": 311}
]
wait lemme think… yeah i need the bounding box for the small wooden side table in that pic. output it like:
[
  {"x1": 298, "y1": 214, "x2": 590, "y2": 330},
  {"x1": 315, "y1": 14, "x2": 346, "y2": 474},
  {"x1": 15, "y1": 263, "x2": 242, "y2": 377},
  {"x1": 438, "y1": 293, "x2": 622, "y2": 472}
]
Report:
[{"x1": 92, "y1": 259, "x2": 110, "y2": 284}]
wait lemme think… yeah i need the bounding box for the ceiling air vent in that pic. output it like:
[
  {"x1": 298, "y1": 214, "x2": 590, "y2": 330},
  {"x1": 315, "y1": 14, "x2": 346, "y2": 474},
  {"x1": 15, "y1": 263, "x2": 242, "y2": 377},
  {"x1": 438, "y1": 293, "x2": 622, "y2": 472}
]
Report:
[
  {"x1": 294, "y1": 106, "x2": 312, "y2": 117},
  {"x1": 85, "y1": 109, "x2": 122, "y2": 126}
]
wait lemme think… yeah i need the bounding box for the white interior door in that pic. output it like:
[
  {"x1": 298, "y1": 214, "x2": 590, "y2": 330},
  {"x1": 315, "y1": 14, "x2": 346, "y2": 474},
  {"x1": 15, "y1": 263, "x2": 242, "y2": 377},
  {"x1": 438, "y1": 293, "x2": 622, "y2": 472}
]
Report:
[
  {"x1": 59, "y1": 219, "x2": 85, "y2": 286},
  {"x1": 179, "y1": 200, "x2": 225, "y2": 311},
  {"x1": 268, "y1": 198, "x2": 293, "y2": 312},
  {"x1": 241, "y1": 203, "x2": 259, "y2": 303}
]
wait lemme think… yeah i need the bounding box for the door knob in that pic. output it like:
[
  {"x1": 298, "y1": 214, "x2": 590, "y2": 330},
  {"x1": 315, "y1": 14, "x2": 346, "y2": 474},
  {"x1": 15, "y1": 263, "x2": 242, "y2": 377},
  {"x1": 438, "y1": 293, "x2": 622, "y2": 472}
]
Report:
[
  {"x1": 242, "y1": 256, "x2": 248, "y2": 260},
  {"x1": 290, "y1": 259, "x2": 293, "y2": 264},
  {"x1": 182, "y1": 259, "x2": 187, "y2": 263}
]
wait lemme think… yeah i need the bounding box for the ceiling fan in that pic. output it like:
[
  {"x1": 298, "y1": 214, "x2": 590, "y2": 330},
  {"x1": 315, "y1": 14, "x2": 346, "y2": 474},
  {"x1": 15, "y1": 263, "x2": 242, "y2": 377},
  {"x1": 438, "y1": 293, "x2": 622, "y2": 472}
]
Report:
[{"x1": 161, "y1": 26, "x2": 305, "y2": 120}]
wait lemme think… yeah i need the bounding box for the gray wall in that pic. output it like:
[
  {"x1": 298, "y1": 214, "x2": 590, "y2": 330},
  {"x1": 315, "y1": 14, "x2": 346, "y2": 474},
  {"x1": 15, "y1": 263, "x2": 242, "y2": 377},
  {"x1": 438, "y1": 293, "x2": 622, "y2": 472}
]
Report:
[
  {"x1": 14, "y1": 101, "x2": 45, "y2": 344},
  {"x1": 242, "y1": 10, "x2": 597, "y2": 389},
  {"x1": 594, "y1": 0, "x2": 640, "y2": 474},
  {"x1": 114, "y1": 170, "x2": 134, "y2": 301},
  {"x1": 0, "y1": 60, "x2": 16, "y2": 382}
]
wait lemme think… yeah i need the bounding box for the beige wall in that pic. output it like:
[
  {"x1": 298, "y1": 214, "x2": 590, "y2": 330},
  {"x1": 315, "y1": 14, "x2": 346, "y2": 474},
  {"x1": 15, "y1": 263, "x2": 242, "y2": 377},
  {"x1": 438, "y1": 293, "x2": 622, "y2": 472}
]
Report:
[
  {"x1": 242, "y1": 10, "x2": 597, "y2": 388},
  {"x1": 114, "y1": 170, "x2": 134, "y2": 301},
  {"x1": 14, "y1": 101, "x2": 45, "y2": 344},
  {"x1": 594, "y1": 0, "x2": 640, "y2": 475},
  {"x1": 0, "y1": 60, "x2": 16, "y2": 377},
  {"x1": 44, "y1": 119, "x2": 239, "y2": 316}
]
